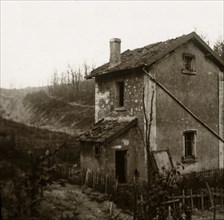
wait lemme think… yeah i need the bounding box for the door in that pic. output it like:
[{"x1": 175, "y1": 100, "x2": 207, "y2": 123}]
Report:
[{"x1": 115, "y1": 150, "x2": 127, "y2": 183}]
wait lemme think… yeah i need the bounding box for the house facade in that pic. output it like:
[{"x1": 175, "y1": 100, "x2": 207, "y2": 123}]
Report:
[{"x1": 79, "y1": 32, "x2": 224, "y2": 183}]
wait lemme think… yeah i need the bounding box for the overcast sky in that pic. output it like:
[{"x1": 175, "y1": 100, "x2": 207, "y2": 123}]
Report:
[{"x1": 1, "y1": 1, "x2": 223, "y2": 89}]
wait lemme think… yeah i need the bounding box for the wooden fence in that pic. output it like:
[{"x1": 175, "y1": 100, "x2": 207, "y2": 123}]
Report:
[
  {"x1": 50, "y1": 165, "x2": 224, "y2": 212},
  {"x1": 167, "y1": 188, "x2": 224, "y2": 210},
  {"x1": 181, "y1": 168, "x2": 224, "y2": 189}
]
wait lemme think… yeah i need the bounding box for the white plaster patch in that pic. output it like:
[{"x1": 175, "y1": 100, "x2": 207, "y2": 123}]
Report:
[
  {"x1": 122, "y1": 139, "x2": 129, "y2": 146},
  {"x1": 112, "y1": 145, "x2": 122, "y2": 149},
  {"x1": 98, "y1": 91, "x2": 110, "y2": 104}
]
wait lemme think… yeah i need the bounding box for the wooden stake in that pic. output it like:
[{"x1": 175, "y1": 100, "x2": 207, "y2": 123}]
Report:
[
  {"x1": 92, "y1": 172, "x2": 95, "y2": 189},
  {"x1": 105, "y1": 174, "x2": 108, "y2": 194},
  {"x1": 201, "y1": 191, "x2": 204, "y2": 210},
  {"x1": 182, "y1": 189, "x2": 185, "y2": 205},
  {"x1": 190, "y1": 189, "x2": 194, "y2": 211},
  {"x1": 221, "y1": 189, "x2": 224, "y2": 208},
  {"x1": 109, "y1": 201, "x2": 113, "y2": 216},
  {"x1": 206, "y1": 182, "x2": 214, "y2": 209},
  {"x1": 172, "y1": 193, "x2": 175, "y2": 209}
]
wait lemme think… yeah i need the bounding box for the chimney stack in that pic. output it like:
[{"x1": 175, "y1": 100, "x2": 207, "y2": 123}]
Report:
[{"x1": 109, "y1": 38, "x2": 121, "y2": 68}]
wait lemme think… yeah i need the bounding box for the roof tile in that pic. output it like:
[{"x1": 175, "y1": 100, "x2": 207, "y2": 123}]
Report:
[
  {"x1": 79, "y1": 117, "x2": 137, "y2": 143},
  {"x1": 87, "y1": 32, "x2": 224, "y2": 78}
]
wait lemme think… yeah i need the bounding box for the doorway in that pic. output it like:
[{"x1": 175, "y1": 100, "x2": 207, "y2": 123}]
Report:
[{"x1": 115, "y1": 150, "x2": 127, "y2": 183}]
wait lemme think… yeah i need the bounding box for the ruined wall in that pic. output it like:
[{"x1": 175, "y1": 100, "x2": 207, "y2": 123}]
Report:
[
  {"x1": 80, "y1": 126, "x2": 146, "y2": 182},
  {"x1": 152, "y1": 40, "x2": 222, "y2": 172},
  {"x1": 80, "y1": 142, "x2": 105, "y2": 171},
  {"x1": 95, "y1": 71, "x2": 145, "y2": 128}
]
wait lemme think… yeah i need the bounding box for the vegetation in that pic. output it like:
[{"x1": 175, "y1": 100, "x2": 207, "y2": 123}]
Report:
[
  {"x1": 48, "y1": 63, "x2": 95, "y2": 105},
  {"x1": 22, "y1": 64, "x2": 95, "y2": 133},
  {"x1": 0, "y1": 117, "x2": 79, "y2": 219},
  {"x1": 213, "y1": 39, "x2": 224, "y2": 61},
  {"x1": 24, "y1": 90, "x2": 69, "y2": 113},
  {"x1": 138, "y1": 166, "x2": 188, "y2": 220}
]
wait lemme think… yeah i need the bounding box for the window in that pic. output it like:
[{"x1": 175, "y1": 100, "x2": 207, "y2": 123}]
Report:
[
  {"x1": 116, "y1": 81, "x2": 125, "y2": 107},
  {"x1": 94, "y1": 143, "x2": 101, "y2": 157},
  {"x1": 182, "y1": 53, "x2": 196, "y2": 74},
  {"x1": 183, "y1": 130, "x2": 197, "y2": 161},
  {"x1": 184, "y1": 56, "x2": 193, "y2": 71}
]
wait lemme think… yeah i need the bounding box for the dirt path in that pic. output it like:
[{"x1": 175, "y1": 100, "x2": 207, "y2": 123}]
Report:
[
  {"x1": 192, "y1": 209, "x2": 224, "y2": 220},
  {"x1": 39, "y1": 183, "x2": 132, "y2": 220},
  {"x1": 39, "y1": 183, "x2": 224, "y2": 220}
]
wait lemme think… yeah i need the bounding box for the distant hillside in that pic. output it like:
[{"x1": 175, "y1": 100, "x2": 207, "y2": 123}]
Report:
[
  {"x1": 0, "y1": 80, "x2": 95, "y2": 135},
  {"x1": 0, "y1": 116, "x2": 73, "y2": 151}
]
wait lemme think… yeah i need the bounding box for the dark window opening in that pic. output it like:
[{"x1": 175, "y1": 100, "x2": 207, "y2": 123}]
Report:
[
  {"x1": 182, "y1": 53, "x2": 195, "y2": 72},
  {"x1": 94, "y1": 143, "x2": 100, "y2": 157},
  {"x1": 115, "y1": 150, "x2": 127, "y2": 183},
  {"x1": 117, "y1": 81, "x2": 125, "y2": 107},
  {"x1": 184, "y1": 130, "x2": 196, "y2": 158},
  {"x1": 184, "y1": 56, "x2": 193, "y2": 71}
]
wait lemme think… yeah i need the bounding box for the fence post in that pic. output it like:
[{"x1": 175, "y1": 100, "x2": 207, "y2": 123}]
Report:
[
  {"x1": 92, "y1": 172, "x2": 95, "y2": 189},
  {"x1": 182, "y1": 189, "x2": 185, "y2": 205},
  {"x1": 172, "y1": 193, "x2": 175, "y2": 209},
  {"x1": 190, "y1": 189, "x2": 194, "y2": 211},
  {"x1": 201, "y1": 191, "x2": 204, "y2": 210},
  {"x1": 105, "y1": 174, "x2": 108, "y2": 195},
  {"x1": 133, "y1": 176, "x2": 137, "y2": 220},
  {"x1": 221, "y1": 189, "x2": 224, "y2": 208}
]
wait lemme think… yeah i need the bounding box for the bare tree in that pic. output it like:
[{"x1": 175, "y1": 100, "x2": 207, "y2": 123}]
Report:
[{"x1": 52, "y1": 70, "x2": 59, "y2": 87}]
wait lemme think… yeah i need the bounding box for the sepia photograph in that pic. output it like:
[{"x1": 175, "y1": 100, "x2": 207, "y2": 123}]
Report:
[{"x1": 0, "y1": 0, "x2": 224, "y2": 219}]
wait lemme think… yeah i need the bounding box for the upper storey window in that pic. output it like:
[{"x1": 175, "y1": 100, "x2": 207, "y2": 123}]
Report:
[
  {"x1": 116, "y1": 81, "x2": 125, "y2": 108},
  {"x1": 182, "y1": 53, "x2": 196, "y2": 75}
]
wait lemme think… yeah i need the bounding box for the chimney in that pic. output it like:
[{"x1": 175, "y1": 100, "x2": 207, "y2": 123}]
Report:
[{"x1": 109, "y1": 38, "x2": 121, "y2": 68}]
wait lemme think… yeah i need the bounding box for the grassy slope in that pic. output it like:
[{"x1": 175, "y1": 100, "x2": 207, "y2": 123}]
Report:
[
  {"x1": 0, "y1": 116, "x2": 80, "y2": 179},
  {"x1": 0, "y1": 117, "x2": 80, "y2": 219},
  {"x1": 0, "y1": 116, "x2": 74, "y2": 150},
  {"x1": 0, "y1": 84, "x2": 95, "y2": 135}
]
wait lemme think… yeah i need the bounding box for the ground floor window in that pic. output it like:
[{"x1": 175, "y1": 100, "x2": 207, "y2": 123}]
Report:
[
  {"x1": 94, "y1": 143, "x2": 101, "y2": 157},
  {"x1": 183, "y1": 130, "x2": 197, "y2": 158}
]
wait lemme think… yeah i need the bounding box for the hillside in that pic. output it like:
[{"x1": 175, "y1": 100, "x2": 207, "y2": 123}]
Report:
[
  {"x1": 0, "y1": 116, "x2": 73, "y2": 150},
  {"x1": 0, "y1": 116, "x2": 81, "y2": 219},
  {"x1": 0, "y1": 82, "x2": 95, "y2": 135}
]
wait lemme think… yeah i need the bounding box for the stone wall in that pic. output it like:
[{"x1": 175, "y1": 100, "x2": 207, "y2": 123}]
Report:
[{"x1": 95, "y1": 70, "x2": 145, "y2": 128}]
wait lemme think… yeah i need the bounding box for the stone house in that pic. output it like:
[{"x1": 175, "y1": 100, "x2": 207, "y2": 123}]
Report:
[{"x1": 79, "y1": 32, "x2": 224, "y2": 183}]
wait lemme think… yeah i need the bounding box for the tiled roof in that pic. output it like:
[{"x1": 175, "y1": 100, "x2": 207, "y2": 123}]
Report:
[
  {"x1": 79, "y1": 117, "x2": 138, "y2": 143},
  {"x1": 87, "y1": 32, "x2": 224, "y2": 79}
]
